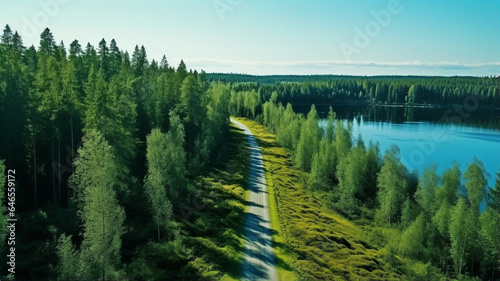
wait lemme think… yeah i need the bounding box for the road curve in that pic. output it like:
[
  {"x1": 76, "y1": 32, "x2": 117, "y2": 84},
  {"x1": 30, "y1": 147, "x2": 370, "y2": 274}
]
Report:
[{"x1": 231, "y1": 118, "x2": 278, "y2": 281}]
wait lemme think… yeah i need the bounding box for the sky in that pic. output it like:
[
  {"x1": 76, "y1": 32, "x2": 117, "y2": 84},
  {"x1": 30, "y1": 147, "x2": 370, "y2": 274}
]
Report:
[{"x1": 1, "y1": 0, "x2": 499, "y2": 76}]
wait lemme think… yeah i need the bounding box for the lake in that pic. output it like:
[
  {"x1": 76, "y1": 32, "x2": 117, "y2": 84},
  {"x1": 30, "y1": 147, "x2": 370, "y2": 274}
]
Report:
[{"x1": 313, "y1": 105, "x2": 500, "y2": 190}]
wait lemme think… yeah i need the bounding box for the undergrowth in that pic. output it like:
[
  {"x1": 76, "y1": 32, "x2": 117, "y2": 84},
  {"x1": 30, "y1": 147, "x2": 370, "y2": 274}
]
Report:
[
  {"x1": 128, "y1": 124, "x2": 250, "y2": 280},
  {"x1": 234, "y1": 117, "x2": 402, "y2": 281}
]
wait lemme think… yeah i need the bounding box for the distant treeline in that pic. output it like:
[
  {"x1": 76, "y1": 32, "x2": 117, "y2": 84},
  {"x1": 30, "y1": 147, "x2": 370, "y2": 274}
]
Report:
[{"x1": 210, "y1": 73, "x2": 500, "y2": 108}]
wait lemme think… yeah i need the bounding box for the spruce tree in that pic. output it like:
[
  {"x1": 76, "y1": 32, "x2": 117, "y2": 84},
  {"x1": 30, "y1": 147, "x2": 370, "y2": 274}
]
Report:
[
  {"x1": 164, "y1": 111, "x2": 187, "y2": 202},
  {"x1": 144, "y1": 128, "x2": 174, "y2": 241},
  {"x1": 69, "y1": 130, "x2": 125, "y2": 280}
]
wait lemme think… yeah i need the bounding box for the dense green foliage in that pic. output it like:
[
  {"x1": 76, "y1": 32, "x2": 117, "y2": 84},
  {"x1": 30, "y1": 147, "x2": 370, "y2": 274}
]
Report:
[
  {"x1": 1, "y1": 23, "x2": 499, "y2": 280},
  {"x1": 222, "y1": 72, "x2": 500, "y2": 279},
  {"x1": 144, "y1": 128, "x2": 175, "y2": 242},
  {"x1": 234, "y1": 95, "x2": 499, "y2": 279},
  {"x1": 235, "y1": 118, "x2": 399, "y2": 280},
  {"x1": 221, "y1": 74, "x2": 500, "y2": 122},
  {"x1": 64, "y1": 130, "x2": 125, "y2": 279},
  {"x1": 0, "y1": 25, "x2": 233, "y2": 280}
]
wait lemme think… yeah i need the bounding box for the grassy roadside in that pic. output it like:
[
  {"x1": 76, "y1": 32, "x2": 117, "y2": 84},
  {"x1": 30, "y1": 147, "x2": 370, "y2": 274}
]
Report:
[
  {"x1": 181, "y1": 123, "x2": 252, "y2": 280},
  {"x1": 128, "y1": 123, "x2": 252, "y2": 280},
  {"x1": 233, "y1": 117, "x2": 298, "y2": 281},
  {"x1": 234, "y1": 117, "x2": 401, "y2": 281}
]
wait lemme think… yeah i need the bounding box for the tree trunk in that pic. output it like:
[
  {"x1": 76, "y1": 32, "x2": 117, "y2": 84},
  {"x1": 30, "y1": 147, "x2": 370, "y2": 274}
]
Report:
[
  {"x1": 102, "y1": 191, "x2": 106, "y2": 281},
  {"x1": 58, "y1": 139, "x2": 61, "y2": 204},
  {"x1": 69, "y1": 115, "x2": 74, "y2": 208},
  {"x1": 158, "y1": 220, "x2": 160, "y2": 242},
  {"x1": 51, "y1": 136, "x2": 56, "y2": 205},
  {"x1": 33, "y1": 133, "x2": 37, "y2": 208},
  {"x1": 459, "y1": 212, "x2": 471, "y2": 275}
]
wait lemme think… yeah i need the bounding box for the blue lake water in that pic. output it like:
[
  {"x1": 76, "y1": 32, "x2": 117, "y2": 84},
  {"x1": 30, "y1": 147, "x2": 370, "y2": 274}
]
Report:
[{"x1": 323, "y1": 117, "x2": 500, "y2": 189}]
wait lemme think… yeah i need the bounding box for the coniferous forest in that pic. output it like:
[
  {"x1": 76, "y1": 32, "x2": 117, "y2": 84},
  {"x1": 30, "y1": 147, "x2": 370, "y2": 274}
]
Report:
[
  {"x1": 0, "y1": 25, "x2": 233, "y2": 280},
  {"x1": 0, "y1": 25, "x2": 499, "y2": 280}
]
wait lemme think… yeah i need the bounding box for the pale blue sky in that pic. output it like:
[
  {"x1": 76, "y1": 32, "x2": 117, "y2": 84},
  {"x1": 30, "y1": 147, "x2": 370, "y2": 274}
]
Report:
[{"x1": 1, "y1": 0, "x2": 499, "y2": 75}]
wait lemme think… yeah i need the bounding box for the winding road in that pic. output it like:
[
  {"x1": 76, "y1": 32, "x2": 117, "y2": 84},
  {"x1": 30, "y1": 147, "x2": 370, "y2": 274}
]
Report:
[{"x1": 231, "y1": 118, "x2": 278, "y2": 281}]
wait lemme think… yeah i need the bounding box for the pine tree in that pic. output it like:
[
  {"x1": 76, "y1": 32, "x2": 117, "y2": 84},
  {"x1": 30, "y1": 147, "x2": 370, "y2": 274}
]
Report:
[
  {"x1": 164, "y1": 111, "x2": 187, "y2": 202},
  {"x1": 98, "y1": 39, "x2": 110, "y2": 79},
  {"x1": 83, "y1": 66, "x2": 110, "y2": 135},
  {"x1": 1, "y1": 25, "x2": 13, "y2": 46},
  {"x1": 82, "y1": 43, "x2": 98, "y2": 79},
  {"x1": 160, "y1": 55, "x2": 169, "y2": 71},
  {"x1": 131, "y1": 45, "x2": 148, "y2": 77},
  {"x1": 179, "y1": 75, "x2": 203, "y2": 152},
  {"x1": 56, "y1": 40, "x2": 67, "y2": 62},
  {"x1": 38, "y1": 28, "x2": 57, "y2": 58},
  {"x1": 109, "y1": 39, "x2": 122, "y2": 77},
  {"x1": 193, "y1": 82, "x2": 230, "y2": 169},
  {"x1": 176, "y1": 59, "x2": 188, "y2": 86},
  {"x1": 107, "y1": 69, "x2": 138, "y2": 167},
  {"x1": 69, "y1": 130, "x2": 125, "y2": 280},
  {"x1": 69, "y1": 40, "x2": 83, "y2": 61},
  {"x1": 84, "y1": 66, "x2": 137, "y2": 197},
  {"x1": 34, "y1": 51, "x2": 63, "y2": 205},
  {"x1": 144, "y1": 128, "x2": 174, "y2": 241},
  {"x1": 180, "y1": 75, "x2": 202, "y2": 124}
]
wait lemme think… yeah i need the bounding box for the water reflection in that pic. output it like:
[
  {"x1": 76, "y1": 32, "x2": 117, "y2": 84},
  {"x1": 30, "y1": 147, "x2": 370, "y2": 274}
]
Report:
[
  {"x1": 296, "y1": 105, "x2": 500, "y2": 129},
  {"x1": 294, "y1": 104, "x2": 500, "y2": 190},
  {"x1": 318, "y1": 111, "x2": 500, "y2": 190}
]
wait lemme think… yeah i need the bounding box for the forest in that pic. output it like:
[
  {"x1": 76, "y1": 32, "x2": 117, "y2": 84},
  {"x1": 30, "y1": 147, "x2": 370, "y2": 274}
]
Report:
[
  {"x1": 252, "y1": 102, "x2": 499, "y2": 279},
  {"x1": 0, "y1": 23, "x2": 499, "y2": 280},
  {"x1": 225, "y1": 76, "x2": 500, "y2": 279},
  {"x1": 211, "y1": 73, "x2": 500, "y2": 108},
  {"x1": 0, "y1": 25, "x2": 236, "y2": 280}
]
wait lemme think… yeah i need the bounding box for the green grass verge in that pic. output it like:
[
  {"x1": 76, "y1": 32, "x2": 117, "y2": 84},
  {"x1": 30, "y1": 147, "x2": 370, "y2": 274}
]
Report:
[
  {"x1": 183, "y1": 123, "x2": 252, "y2": 280},
  {"x1": 128, "y1": 124, "x2": 251, "y2": 280},
  {"x1": 234, "y1": 117, "x2": 402, "y2": 281},
  {"x1": 233, "y1": 117, "x2": 298, "y2": 281}
]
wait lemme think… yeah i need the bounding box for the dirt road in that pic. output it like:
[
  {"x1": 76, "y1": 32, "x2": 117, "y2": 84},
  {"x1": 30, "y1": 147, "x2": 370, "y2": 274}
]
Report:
[{"x1": 231, "y1": 118, "x2": 278, "y2": 281}]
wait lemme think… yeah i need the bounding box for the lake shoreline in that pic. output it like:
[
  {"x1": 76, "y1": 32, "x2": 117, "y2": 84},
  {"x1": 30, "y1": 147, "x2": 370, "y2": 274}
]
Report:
[
  {"x1": 289, "y1": 101, "x2": 500, "y2": 110},
  {"x1": 318, "y1": 117, "x2": 500, "y2": 191}
]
